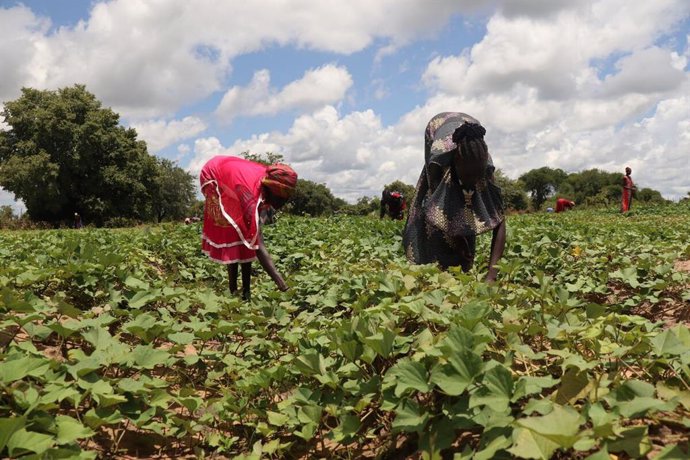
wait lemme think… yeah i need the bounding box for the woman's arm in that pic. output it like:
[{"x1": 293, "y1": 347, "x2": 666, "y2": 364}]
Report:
[
  {"x1": 485, "y1": 219, "x2": 506, "y2": 283},
  {"x1": 255, "y1": 232, "x2": 288, "y2": 291}
]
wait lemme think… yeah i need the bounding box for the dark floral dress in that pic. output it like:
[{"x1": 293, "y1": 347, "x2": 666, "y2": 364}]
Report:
[{"x1": 403, "y1": 112, "x2": 505, "y2": 269}]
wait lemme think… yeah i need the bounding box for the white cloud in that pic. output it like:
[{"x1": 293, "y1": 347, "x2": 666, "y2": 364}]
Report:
[
  {"x1": 0, "y1": 6, "x2": 50, "y2": 102},
  {"x1": 129, "y1": 116, "x2": 207, "y2": 153},
  {"x1": 0, "y1": 0, "x2": 491, "y2": 118},
  {"x1": 599, "y1": 47, "x2": 686, "y2": 97},
  {"x1": 188, "y1": 106, "x2": 422, "y2": 201},
  {"x1": 413, "y1": 0, "x2": 690, "y2": 199},
  {"x1": 215, "y1": 65, "x2": 353, "y2": 123}
]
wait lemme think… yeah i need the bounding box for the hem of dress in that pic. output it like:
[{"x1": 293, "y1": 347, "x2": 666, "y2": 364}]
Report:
[{"x1": 201, "y1": 249, "x2": 257, "y2": 264}]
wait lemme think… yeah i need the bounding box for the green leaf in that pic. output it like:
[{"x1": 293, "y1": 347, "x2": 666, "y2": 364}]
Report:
[
  {"x1": 0, "y1": 355, "x2": 50, "y2": 384},
  {"x1": 56, "y1": 415, "x2": 94, "y2": 444},
  {"x1": 266, "y1": 411, "x2": 289, "y2": 426},
  {"x1": 430, "y1": 349, "x2": 482, "y2": 396},
  {"x1": 470, "y1": 365, "x2": 514, "y2": 412},
  {"x1": 388, "y1": 359, "x2": 430, "y2": 397},
  {"x1": 168, "y1": 331, "x2": 195, "y2": 345},
  {"x1": 364, "y1": 328, "x2": 396, "y2": 358},
  {"x1": 392, "y1": 400, "x2": 429, "y2": 432},
  {"x1": 0, "y1": 417, "x2": 26, "y2": 452},
  {"x1": 130, "y1": 345, "x2": 170, "y2": 369},
  {"x1": 554, "y1": 368, "x2": 589, "y2": 404},
  {"x1": 7, "y1": 429, "x2": 54, "y2": 456},
  {"x1": 331, "y1": 414, "x2": 361, "y2": 442},
  {"x1": 652, "y1": 329, "x2": 686, "y2": 355},
  {"x1": 508, "y1": 405, "x2": 583, "y2": 459},
  {"x1": 606, "y1": 426, "x2": 651, "y2": 458}
]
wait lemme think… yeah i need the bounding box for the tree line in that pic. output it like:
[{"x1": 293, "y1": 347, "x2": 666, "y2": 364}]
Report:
[{"x1": 0, "y1": 85, "x2": 672, "y2": 228}]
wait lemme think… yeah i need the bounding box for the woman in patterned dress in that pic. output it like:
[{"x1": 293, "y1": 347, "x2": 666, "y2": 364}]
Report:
[
  {"x1": 403, "y1": 112, "x2": 506, "y2": 282},
  {"x1": 200, "y1": 155, "x2": 297, "y2": 300}
]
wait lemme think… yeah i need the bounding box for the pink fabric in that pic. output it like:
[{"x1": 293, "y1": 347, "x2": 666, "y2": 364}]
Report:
[{"x1": 200, "y1": 156, "x2": 268, "y2": 264}]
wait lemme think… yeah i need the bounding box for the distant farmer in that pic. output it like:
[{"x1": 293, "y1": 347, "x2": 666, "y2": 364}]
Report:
[
  {"x1": 74, "y1": 213, "x2": 83, "y2": 229},
  {"x1": 621, "y1": 166, "x2": 635, "y2": 213},
  {"x1": 403, "y1": 112, "x2": 506, "y2": 282},
  {"x1": 380, "y1": 190, "x2": 407, "y2": 220},
  {"x1": 200, "y1": 155, "x2": 297, "y2": 300},
  {"x1": 555, "y1": 198, "x2": 575, "y2": 213}
]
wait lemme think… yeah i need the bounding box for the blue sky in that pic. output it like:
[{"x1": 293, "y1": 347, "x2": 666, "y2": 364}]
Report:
[{"x1": 1, "y1": 0, "x2": 689, "y2": 209}]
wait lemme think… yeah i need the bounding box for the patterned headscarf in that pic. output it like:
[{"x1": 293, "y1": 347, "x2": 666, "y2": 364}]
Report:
[{"x1": 262, "y1": 164, "x2": 298, "y2": 199}]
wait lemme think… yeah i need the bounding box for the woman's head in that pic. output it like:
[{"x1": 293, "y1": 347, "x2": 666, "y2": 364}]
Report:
[
  {"x1": 262, "y1": 164, "x2": 298, "y2": 209},
  {"x1": 451, "y1": 122, "x2": 489, "y2": 186}
]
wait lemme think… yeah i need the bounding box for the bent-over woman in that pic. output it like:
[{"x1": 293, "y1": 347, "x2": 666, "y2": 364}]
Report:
[
  {"x1": 403, "y1": 112, "x2": 506, "y2": 282},
  {"x1": 200, "y1": 155, "x2": 297, "y2": 300}
]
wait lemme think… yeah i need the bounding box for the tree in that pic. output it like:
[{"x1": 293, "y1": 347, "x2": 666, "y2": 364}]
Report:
[
  {"x1": 560, "y1": 169, "x2": 620, "y2": 205},
  {"x1": 0, "y1": 85, "x2": 159, "y2": 225},
  {"x1": 152, "y1": 158, "x2": 196, "y2": 222},
  {"x1": 287, "y1": 179, "x2": 343, "y2": 216},
  {"x1": 341, "y1": 196, "x2": 380, "y2": 216},
  {"x1": 241, "y1": 151, "x2": 285, "y2": 165},
  {"x1": 519, "y1": 167, "x2": 567, "y2": 210},
  {"x1": 636, "y1": 187, "x2": 667, "y2": 204},
  {"x1": 494, "y1": 170, "x2": 529, "y2": 211},
  {"x1": 0, "y1": 205, "x2": 15, "y2": 228}
]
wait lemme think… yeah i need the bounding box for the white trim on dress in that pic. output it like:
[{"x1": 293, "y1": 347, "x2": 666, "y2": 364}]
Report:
[
  {"x1": 201, "y1": 233, "x2": 247, "y2": 248},
  {"x1": 201, "y1": 249, "x2": 257, "y2": 264},
  {"x1": 201, "y1": 179, "x2": 263, "y2": 250}
]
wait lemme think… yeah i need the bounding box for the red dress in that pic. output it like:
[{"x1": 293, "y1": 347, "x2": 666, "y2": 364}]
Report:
[
  {"x1": 621, "y1": 175, "x2": 634, "y2": 212},
  {"x1": 200, "y1": 156, "x2": 268, "y2": 264},
  {"x1": 555, "y1": 198, "x2": 574, "y2": 213}
]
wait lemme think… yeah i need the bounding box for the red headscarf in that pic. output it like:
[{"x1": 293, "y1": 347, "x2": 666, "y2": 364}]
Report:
[{"x1": 262, "y1": 164, "x2": 298, "y2": 199}]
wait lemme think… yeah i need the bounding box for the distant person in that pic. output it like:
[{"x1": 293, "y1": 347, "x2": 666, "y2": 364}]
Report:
[
  {"x1": 380, "y1": 190, "x2": 406, "y2": 220},
  {"x1": 555, "y1": 198, "x2": 575, "y2": 213},
  {"x1": 403, "y1": 112, "x2": 506, "y2": 282},
  {"x1": 200, "y1": 156, "x2": 297, "y2": 300},
  {"x1": 621, "y1": 166, "x2": 635, "y2": 213},
  {"x1": 74, "y1": 213, "x2": 83, "y2": 229}
]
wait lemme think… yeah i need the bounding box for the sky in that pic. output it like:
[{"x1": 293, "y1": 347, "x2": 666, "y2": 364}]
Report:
[{"x1": 1, "y1": 0, "x2": 689, "y2": 211}]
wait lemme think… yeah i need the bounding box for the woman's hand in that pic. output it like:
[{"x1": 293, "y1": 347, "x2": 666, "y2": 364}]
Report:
[{"x1": 277, "y1": 279, "x2": 289, "y2": 291}]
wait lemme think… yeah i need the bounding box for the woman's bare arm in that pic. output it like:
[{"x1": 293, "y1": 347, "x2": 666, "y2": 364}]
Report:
[
  {"x1": 485, "y1": 219, "x2": 506, "y2": 283},
  {"x1": 255, "y1": 232, "x2": 288, "y2": 291}
]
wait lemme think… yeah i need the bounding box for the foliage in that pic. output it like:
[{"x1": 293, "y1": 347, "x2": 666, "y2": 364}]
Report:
[
  {"x1": 287, "y1": 179, "x2": 344, "y2": 216},
  {"x1": 151, "y1": 158, "x2": 196, "y2": 222},
  {"x1": 340, "y1": 196, "x2": 380, "y2": 216},
  {"x1": 0, "y1": 205, "x2": 16, "y2": 229},
  {"x1": 495, "y1": 170, "x2": 529, "y2": 211},
  {"x1": 519, "y1": 167, "x2": 567, "y2": 210},
  {"x1": 240, "y1": 151, "x2": 285, "y2": 166},
  {"x1": 636, "y1": 187, "x2": 667, "y2": 204},
  {"x1": 1, "y1": 206, "x2": 690, "y2": 458},
  {"x1": 0, "y1": 85, "x2": 161, "y2": 226}
]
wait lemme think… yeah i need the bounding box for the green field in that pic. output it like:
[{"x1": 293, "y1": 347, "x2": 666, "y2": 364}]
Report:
[{"x1": 2, "y1": 206, "x2": 690, "y2": 459}]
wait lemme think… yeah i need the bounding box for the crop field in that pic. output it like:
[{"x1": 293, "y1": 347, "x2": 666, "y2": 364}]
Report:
[{"x1": 1, "y1": 206, "x2": 690, "y2": 459}]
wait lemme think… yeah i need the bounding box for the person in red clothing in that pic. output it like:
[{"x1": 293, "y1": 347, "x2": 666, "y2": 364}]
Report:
[
  {"x1": 200, "y1": 155, "x2": 297, "y2": 300},
  {"x1": 380, "y1": 190, "x2": 407, "y2": 220},
  {"x1": 555, "y1": 198, "x2": 575, "y2": 213},
  {"x1": 621, "y1": 166, "x2": 635, "y2": 212}
]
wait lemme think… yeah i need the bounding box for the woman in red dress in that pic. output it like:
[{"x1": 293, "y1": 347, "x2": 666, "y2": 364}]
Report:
[
  {"x1": 621, "y1": 167, "x2": 634, "y2": 213},
  {"x1": 200, "y1": 155, "x2": 297, "y2": 300},
  {"x1": 555, "y1": 198, "x2": 575, "y2": 213}
]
